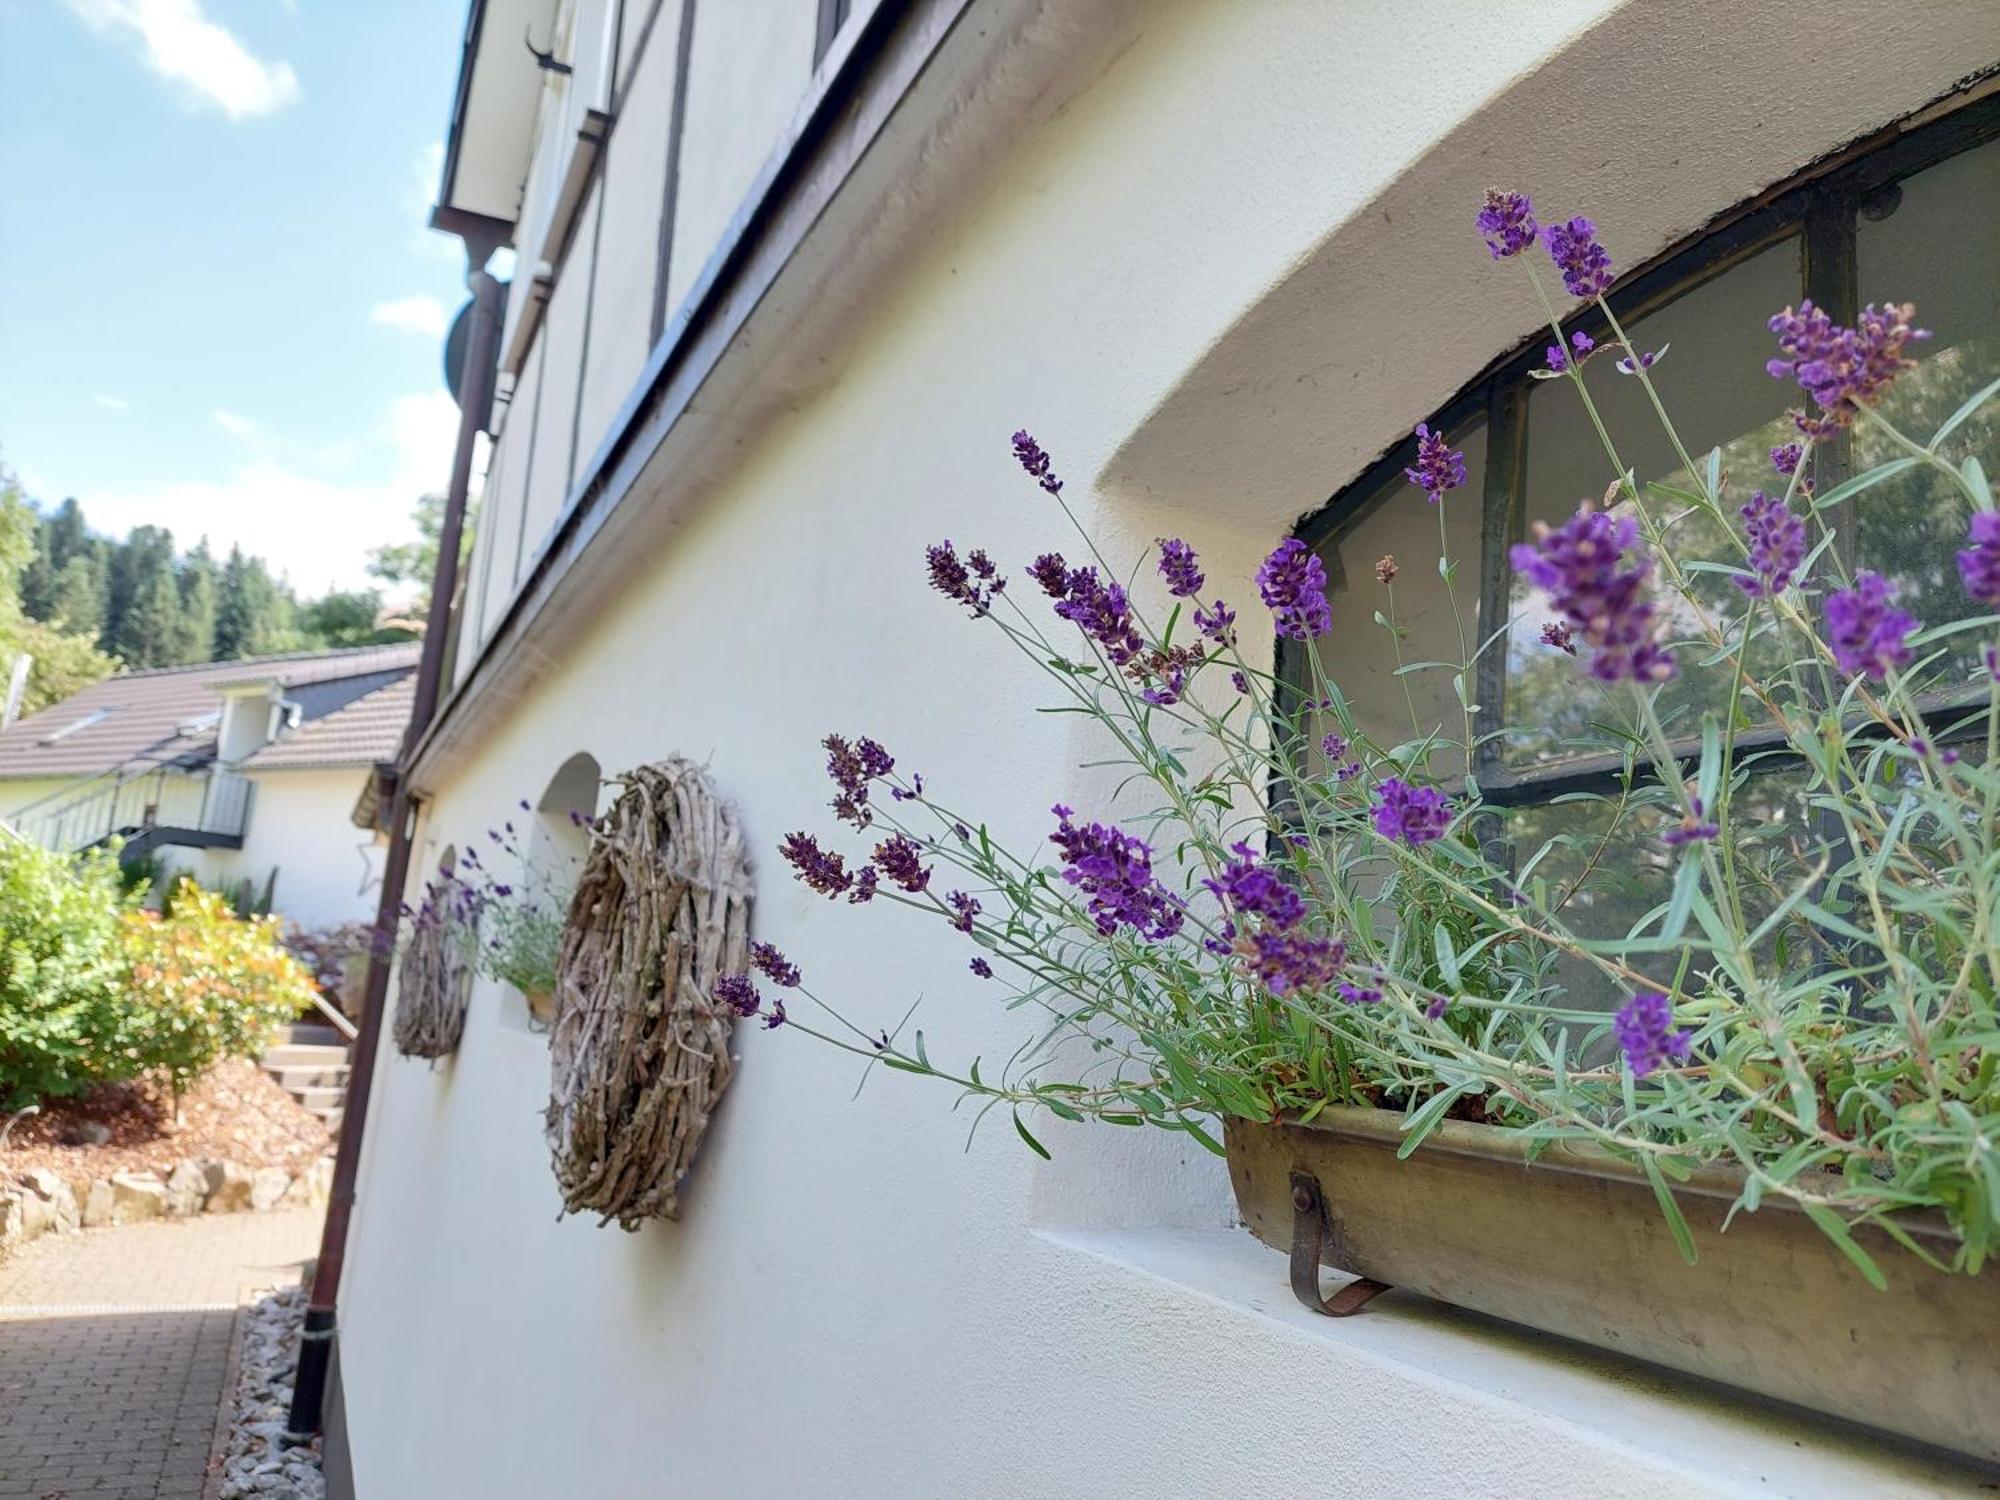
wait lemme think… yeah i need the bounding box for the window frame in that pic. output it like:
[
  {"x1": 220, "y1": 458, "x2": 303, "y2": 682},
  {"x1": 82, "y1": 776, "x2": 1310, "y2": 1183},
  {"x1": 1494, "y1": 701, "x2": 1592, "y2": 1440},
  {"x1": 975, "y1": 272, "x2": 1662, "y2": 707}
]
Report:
[{"x1": 1281, "y1": 91, "x2": 2000, "y2": 814}]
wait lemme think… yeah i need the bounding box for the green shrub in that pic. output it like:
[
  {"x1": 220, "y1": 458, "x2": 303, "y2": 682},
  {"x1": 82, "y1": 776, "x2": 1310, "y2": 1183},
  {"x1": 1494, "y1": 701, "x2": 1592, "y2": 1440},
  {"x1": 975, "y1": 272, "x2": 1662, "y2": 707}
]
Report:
[
  {"x1": 0, "y1": 836, "x2": 129, "y2": 1108},
  {"x1": 119, "y1": 881, "x2": 319, "y2": 1095}
]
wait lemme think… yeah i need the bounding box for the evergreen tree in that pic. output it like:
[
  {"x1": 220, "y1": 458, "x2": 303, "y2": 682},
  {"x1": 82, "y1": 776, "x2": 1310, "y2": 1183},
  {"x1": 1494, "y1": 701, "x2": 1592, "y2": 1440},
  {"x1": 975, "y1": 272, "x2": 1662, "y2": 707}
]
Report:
[
  {"x1": 49, "y1": 555, "x2": 103, "y2": 634},
  {"x1": 214, "y1": 546, "x2": 291, "y2": 659},
  {"x1": 175, "y1": 541, "x2": 218, "y2": 663},
  {"x1": 0, "y1": 469, "x2": 113, "y2": 713},
  {"x1": 107, "y1": 527, "x2": 182, "y2": 667}
]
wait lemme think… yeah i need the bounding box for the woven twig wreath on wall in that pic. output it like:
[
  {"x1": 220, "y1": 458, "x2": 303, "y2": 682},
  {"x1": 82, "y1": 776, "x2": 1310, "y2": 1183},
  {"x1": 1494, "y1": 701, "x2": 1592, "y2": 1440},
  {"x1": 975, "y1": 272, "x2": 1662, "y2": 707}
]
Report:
[
  {"x1": 545, "y1": 758, "x2": 752, "y2": 1228},
  {"x1": 391, "y1": 875, "x2": 477, "y2": 1059}
]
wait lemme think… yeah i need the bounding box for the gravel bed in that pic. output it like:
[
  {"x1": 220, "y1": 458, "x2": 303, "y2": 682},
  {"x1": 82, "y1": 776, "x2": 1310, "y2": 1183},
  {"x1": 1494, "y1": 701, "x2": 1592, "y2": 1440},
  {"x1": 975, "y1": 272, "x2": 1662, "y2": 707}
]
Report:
[{"x1": 213, "y1": 1281, "x2": 326, "y2": 1499}]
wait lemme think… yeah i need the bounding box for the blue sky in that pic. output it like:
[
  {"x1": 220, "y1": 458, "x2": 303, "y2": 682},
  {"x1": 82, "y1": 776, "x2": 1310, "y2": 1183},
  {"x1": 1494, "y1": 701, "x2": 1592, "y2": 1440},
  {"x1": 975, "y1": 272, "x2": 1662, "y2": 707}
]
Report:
[{"x1": 0, "y1": 0, "x2": 488, "y2": 596}]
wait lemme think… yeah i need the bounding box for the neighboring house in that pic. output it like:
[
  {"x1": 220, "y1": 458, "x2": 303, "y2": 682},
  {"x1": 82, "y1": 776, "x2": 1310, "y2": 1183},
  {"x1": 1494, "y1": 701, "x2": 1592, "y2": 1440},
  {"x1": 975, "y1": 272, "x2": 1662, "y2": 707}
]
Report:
[
  {"x1": 0, "y1": 644, "x2": 417, "y2": 929},
  {"x1": 328, "y1": 4, "x2": 2000, "y2": 1497}
]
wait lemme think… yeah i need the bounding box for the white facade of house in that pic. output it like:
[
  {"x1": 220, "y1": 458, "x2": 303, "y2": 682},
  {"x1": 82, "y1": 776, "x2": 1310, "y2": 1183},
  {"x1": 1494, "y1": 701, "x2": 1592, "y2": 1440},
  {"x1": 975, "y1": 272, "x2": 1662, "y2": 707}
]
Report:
[{"x1": 339, "y1": 3, "x2": 2000, "y2": 1495}]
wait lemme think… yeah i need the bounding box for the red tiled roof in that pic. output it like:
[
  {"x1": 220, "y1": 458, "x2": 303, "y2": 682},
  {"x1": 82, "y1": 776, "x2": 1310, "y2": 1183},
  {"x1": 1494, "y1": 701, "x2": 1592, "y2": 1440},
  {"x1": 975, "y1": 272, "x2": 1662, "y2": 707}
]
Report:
[
  {"x1": 0, "y1": 645, "x2": 419, "y2": 780},
  {"x1": 241, "y1": 672, "x2": 415, "y2": 771}
]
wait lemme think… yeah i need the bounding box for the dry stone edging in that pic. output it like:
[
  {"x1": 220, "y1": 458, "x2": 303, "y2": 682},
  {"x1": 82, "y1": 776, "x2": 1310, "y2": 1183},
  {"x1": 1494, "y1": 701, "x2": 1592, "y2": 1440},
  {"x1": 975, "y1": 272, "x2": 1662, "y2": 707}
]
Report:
[{"x1": 0, "y1": 1152, "x2": 333, "y2": 1255}]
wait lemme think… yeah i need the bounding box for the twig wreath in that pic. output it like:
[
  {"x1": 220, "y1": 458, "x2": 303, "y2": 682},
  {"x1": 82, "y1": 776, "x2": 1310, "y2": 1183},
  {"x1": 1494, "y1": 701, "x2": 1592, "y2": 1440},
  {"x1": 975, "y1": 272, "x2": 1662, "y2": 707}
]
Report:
[
  {"x1": 391, "y1": 870, "x2": 477, "y2": 1060},
  {"x1": 545, "y1": 758, "x2": 752, "y2": 1227}
]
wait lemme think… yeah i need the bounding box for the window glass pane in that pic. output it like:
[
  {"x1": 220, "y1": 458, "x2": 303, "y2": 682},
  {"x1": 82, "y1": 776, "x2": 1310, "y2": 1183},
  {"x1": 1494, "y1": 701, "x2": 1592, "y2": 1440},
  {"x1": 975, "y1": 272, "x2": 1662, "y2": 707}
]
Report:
[
  {"x1": 1505, "y1": 238, "x2": 1802, "y2": 768},
  {"x1": 1500, "y1": 768, "x2": 1817, "y2": 1019},
  {"x1": 1855, "y1": 135, "x2": 2000, "y2": 682},
  {"x1": 1308, "y1": 422, "x2": 1485, "y2": 776}
]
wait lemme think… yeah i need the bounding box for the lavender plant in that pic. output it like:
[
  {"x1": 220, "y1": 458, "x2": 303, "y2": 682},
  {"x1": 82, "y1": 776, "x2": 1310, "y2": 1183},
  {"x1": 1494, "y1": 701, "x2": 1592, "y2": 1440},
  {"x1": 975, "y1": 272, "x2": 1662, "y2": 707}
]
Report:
[
  {"x1": 459, "y1": 805, "x2": 584, "y2": 1010},
  {"x1": 727, "y1": 192, "x2": 2000, "y2": 1280}
]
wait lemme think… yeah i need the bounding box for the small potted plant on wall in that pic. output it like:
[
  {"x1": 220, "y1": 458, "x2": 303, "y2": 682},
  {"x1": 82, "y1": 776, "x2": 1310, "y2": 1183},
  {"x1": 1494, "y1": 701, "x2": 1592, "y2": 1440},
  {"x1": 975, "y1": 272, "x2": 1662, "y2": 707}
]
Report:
[
  {"x1": 464, "y1": 810, "x2": 582, "y2": 1026},
  {"x1": 714, "y1": 193, "x2": 2000, "y2": 1460}
]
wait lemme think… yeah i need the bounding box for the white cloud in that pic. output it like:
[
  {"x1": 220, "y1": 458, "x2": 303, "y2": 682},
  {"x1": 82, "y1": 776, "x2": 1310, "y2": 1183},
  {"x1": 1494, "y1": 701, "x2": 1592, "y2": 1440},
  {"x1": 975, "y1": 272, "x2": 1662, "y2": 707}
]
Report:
[
  {"x1": 370, "y1": 295, "x2": 449, "y2": 340},
  {"x1": 91, "y1": 394, "x2": 131, "y2": 412},
  {"x1": 78, "y1": 391, "x2": 466, "y2": 597},
  {"x1": 212, "y1": 408, "x2": 255, "y2": 437},
  {"x1": 66, "y1": 0, "x2": 301, "y2": 121}
]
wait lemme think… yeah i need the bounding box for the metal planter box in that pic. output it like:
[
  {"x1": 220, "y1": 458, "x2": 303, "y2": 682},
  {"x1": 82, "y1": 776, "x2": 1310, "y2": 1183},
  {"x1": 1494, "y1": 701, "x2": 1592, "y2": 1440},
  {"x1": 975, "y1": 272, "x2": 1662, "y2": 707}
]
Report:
[{"x1": 1226, "y1": 1107, "x2": 1997, "y2": 1463}]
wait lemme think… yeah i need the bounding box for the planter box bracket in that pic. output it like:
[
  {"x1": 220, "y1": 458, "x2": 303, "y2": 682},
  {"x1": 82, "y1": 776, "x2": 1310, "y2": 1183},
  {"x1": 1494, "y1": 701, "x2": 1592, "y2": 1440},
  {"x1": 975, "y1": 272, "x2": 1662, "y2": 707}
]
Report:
[{"x1": 1289, "y1": 1171, "x2": 1390, "y2": 1318}]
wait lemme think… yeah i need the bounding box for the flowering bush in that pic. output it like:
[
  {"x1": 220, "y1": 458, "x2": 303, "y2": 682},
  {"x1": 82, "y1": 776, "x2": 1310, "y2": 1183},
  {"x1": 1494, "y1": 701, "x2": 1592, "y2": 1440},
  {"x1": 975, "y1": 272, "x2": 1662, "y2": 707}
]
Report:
[
  {"x1": 730, "y1": 192, "x2": 2000, "y2": 1281},
  {"x1": 119, "y1": 881, "x2": 319, "y2": 1096},
  {"x1": 0, "y1": 836, "x2": 129, "y2": 1107}
]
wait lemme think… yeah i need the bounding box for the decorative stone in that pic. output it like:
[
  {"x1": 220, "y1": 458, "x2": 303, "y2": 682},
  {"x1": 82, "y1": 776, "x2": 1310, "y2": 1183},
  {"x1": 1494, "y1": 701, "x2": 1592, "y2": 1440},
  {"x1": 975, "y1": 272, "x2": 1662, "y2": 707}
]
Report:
[
  {"x1": 62, "y1": 1120, "x2": 112, "y2": 1147},
  {"x1": 107, "y1": 1171, "x2": 167, "y2": 1224},
  {"x1": 166, "y1": 1160, "x2": 207, "y2": 1216},
  {"x1": 249, "y1": 1168, "x2": 290, "y2": 1212},
  {"x1": 13, "y1": 1169, "x2": 75, "y2": 1237},
  {"x1": 0, "y1": 1191, "x2": 24, "y2": 1249},
  {"x1": 205, "y1": 1161, "x2": 255, "y2": 1213},
  {"x1": 282, "y1": 1156, "x2": 334, "y2": 1208},
  {"x1": 83, "y1": 1177, "x2": 116, "y2": 1227}
]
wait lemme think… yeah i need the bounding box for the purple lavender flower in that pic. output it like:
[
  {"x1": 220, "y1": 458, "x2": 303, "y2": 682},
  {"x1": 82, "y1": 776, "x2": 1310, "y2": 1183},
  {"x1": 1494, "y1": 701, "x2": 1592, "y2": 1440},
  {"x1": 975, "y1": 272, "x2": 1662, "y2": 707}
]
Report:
[
  {"x1": 969, "y1": 957, "x2": 993, "y2": 979},
  {"x1": 1230, "y1": 670, "x2": 1250, "y2": 695},
  {"x1": 1736, "y1": 491, "x2": 1807, "y2": 598},
  {"x1": 947, "y1": 890, "x2": 981, "y2": 934},
  {"x1": 1194, "y1": 598, "x2": 1237, "y2": 647},
  {"x1": 1320, "y1": 731, "x2": 1349, "y2": 760},
  {"x1": 1547, "y1": 216, "x2": 1613, "y2": 298},
  {"x1": 716, "y1": 973, "x2": 761, "y2": 1018},
  {"x1": 1476, "y1": 189, "x2": 1537, "y2": 259},
  {"x1": 1613, "y1": 347, "x2": 1664, "y2": 374},
  {"x1": 849, "y1": 867, "x2": 878, "y2": 905},
  {"x1": 1202, "y1": 842, "x2": 1307, "y2": 930},
  {"x1": 1661, "y1": 798, "x2": 1720, "y2": 849},
  {"x1": 928, "y1": 540, "x2": 1004, "y2": 615},
  {"x1": 763, "y1": 999, "x2": 787, "y2": 1029},
  {"x1": 1987, "y1": 646, "x2": 2000, "y2": 683},
  {"x1": 1424, "y1": 996, "x2": 1448, "y2": 1020},
  {"x1": 781, "y1": 832, "x2": 852, "y2": 898},
  {"x1": 1245, "y1": 930, "x2": 1345, "y2": 996},
  {"x1": 1510, "y1": 504, "x2": 1676, "y2": 683},
  {"x1": 1825, "y1": 571, "x2": 1916, "y2": 681},
  {"x1": 1337, "y1": 980, "x2": 1383, "y2": 1006},
  {"x1": 1050, "y1": 566, "x2": 1144, "y2": 666},
  {"x1": 1011, "y1": 430, "x2": 1063, "y2": 495},
  {"x1": 1029, "y1": 552, "x2": 1071, "y2": 598},
  {"x1": 1767, "y1": 300, "x2": 1929, "y2": 439},
  {"x1": 1333, "y1": 759, "x2": 1364, "y2": 782},
  {"x1": 1957, "y1": 512, "x2": 2000, "y2": 604},
  {"x1": 1613, "y1": 990, "x2": 1692, "y2": 1077},
  {"x1": 1050, "y1": 805, "x2": 1184, "y2": 941},
  {"x1": 1540, "y1": 620, "x2": 1577, "y2": 655},
  {"x1": 1158, "y1": 539, "x2": 1205, "y2": 598},
  {"x1": 1372, "y1": 778, "x2": 1451, "y2": 847},
  {"x1": 1770, "y1": 442, "x2": 1803, "y2": 477},
  {"x1": 750, "y1": 941, "x2": 801, "y2": 987},
  {"x1": 1545, "y1": 330, "x2": 1595, "y2": 373},
  {"x1": 1256, "y1": 538, "x2": 1332, "y2": 640},
  {"x1": 872, "y1": 834, "x2": 931, "y2": 894},
  {"x1": 1404, "y1": 424, "x2": 1467, "y2": 504},
  {"x1": 824, "y1": 733, "x2": 895, "y2": 827}
]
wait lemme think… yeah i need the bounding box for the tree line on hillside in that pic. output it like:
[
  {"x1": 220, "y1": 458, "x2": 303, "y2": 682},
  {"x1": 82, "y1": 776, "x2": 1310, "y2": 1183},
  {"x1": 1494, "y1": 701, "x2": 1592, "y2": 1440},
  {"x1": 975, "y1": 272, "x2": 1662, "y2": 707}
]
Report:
[{"x1": 0, "y1": 464, "x2": 461, "y2": 716}]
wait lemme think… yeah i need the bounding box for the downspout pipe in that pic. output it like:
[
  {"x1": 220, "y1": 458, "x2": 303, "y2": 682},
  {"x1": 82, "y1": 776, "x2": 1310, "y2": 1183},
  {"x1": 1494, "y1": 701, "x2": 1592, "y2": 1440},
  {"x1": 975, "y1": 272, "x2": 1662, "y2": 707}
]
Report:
[{"x1": 287, "y1": 264, "x2": 503, "y2": 1442}]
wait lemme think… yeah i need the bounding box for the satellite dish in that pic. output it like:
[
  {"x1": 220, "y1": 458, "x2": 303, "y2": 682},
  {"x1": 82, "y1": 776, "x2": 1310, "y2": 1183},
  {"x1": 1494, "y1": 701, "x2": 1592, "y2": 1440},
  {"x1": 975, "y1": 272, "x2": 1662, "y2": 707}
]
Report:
[{"x1": 443, "y1": 282, "x2": 507, "y2": 435}]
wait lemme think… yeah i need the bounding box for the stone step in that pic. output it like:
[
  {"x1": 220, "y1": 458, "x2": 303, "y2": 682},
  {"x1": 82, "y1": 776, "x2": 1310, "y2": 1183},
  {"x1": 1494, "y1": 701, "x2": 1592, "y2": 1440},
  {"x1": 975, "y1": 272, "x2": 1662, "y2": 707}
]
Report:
[
  {"x1": 319, "y1": 1108, "x2": 344, "y2": 1136},
  {"x1": 286, "y1": 1085, "x2": 347, "y2": 1112},
  {"x1": 263, "y1": 1043, "x2": 351, "y2": 1069},
  {"x1": 266, "y1": 1063, "x2": 351, "y2": 1091},
  {"x1": 284, "y1": 1020, "x2": 351, "y2": 1047}
]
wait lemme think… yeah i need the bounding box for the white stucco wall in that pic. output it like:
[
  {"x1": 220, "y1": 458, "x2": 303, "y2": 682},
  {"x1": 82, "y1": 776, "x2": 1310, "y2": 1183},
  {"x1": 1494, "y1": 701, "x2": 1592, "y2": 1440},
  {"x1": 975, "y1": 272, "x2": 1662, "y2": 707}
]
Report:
[
  {"x1": 187, "y1": 767, "x2": 381, "y2": 931},
  {"x1": 343, "y1": 2, "x2": 2000, "y2": 1495}
]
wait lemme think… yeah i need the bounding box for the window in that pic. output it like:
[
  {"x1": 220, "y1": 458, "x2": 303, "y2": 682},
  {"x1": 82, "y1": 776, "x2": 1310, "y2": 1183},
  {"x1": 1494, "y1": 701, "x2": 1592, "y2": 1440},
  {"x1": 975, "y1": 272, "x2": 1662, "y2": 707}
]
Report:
[{"x1": 1290, "y1": 98, "x2": 2000, "y2": 1008}]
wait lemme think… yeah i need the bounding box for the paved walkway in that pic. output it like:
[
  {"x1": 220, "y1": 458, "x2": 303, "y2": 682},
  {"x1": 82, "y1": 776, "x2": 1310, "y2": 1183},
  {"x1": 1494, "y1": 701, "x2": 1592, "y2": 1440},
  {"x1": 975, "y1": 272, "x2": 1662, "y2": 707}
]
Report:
[{"x1": 0, "y1": 1210, "x2": 323, "y2": 1500}]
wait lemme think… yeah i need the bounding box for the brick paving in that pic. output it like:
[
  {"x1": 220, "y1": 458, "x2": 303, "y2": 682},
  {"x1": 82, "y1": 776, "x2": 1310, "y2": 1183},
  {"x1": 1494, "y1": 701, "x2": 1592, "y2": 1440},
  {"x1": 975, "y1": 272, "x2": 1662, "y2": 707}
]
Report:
[{"x1": 0, "y1": 1210, "x2": 322, "y2": 1500}]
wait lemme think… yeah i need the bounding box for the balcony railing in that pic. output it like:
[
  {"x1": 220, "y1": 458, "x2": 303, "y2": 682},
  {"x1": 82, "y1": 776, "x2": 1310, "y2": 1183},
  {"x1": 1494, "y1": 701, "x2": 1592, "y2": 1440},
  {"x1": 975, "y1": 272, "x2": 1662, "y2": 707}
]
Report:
[{"x1": 9, "y1": 762, "x2": 253, "y2": 857}]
